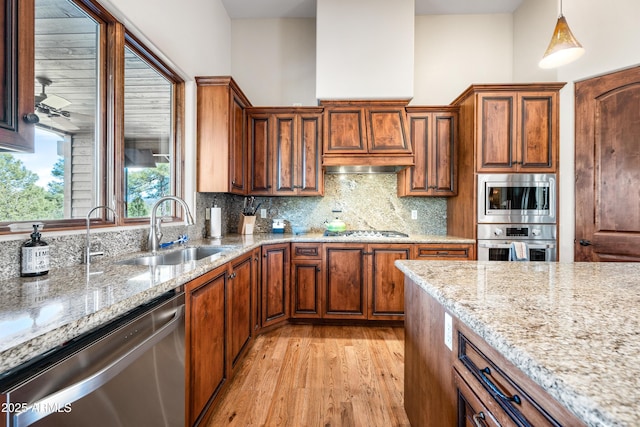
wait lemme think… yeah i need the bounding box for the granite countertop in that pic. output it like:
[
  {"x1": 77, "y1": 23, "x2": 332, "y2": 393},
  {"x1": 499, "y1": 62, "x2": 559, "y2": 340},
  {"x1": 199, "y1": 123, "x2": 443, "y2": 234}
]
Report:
[
  {"x1": 0, "y1": 233, "x2": 472, "y2": 375},
  {"x1": 394, "y1": 260, "x2": 640, "y2": 427}
]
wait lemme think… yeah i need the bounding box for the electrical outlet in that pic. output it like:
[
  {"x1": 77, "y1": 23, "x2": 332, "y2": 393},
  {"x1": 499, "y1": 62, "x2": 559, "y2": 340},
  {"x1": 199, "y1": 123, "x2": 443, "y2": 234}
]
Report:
[
  {"x1": 411, "y1": 210, "x2": 418, "y2": 220},
  {"x1": 260, "y1": 208, "x2": 267, "y2": 218},
  {"x1": 444, "y1": 312, "x2": 453, "y2": 351}
]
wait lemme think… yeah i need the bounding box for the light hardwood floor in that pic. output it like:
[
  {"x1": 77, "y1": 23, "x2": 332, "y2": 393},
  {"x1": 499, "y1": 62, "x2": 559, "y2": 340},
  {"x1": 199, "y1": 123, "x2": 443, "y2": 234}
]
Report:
[{"x1": 206, "y1": 324, "x2": 410, "y2": 427}]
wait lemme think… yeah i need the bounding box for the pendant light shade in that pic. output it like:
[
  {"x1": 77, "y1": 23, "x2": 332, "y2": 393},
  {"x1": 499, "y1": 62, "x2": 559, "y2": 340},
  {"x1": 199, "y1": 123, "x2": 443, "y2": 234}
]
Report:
[{"x1": 539, "y1": 1, "x2": 584, "y2": 69}]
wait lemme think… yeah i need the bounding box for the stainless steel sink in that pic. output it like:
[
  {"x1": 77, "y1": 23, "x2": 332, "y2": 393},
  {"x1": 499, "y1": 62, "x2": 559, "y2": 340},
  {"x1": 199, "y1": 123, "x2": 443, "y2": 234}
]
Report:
[{"x1": 117, "y1": 246, "x2": 233, "y2": 266}]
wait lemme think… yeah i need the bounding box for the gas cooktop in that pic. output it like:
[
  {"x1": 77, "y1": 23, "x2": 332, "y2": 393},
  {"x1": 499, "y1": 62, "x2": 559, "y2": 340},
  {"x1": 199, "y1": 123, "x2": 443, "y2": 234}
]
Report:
[{"x1": 323, "y1": 230, "x2": 409, "y2": 238}]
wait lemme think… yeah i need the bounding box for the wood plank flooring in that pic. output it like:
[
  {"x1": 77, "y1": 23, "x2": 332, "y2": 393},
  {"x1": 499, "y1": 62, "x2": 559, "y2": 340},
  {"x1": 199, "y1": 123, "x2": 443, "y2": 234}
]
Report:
[{"x1": 206, "y1": 324, "x2": 410, "y2": 427}]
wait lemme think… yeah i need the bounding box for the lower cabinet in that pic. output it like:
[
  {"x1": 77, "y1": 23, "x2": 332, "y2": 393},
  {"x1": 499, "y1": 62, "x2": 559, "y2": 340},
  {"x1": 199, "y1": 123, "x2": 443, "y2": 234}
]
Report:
[
  {"x1": 185, "y1": 264, "x2": 229, "y2": 427},
  {"x1": 261, "y1": 243, "x2": 290, "y2": 327},
  {"x1": 291, "y1": 243, "x2": 323, "y2": 319},
  {"x1": 403, "y1": 276, "x2": 583, "y2": 427},
  {"x1": 324, "y1": 243, "x2": 369, "y2": 319},
  {"x1": 368, "y1": 244, "x2": 411, "y2": 320},
  {"x1": 227, "y1": 249, "x2": 259, "y2": 375}
]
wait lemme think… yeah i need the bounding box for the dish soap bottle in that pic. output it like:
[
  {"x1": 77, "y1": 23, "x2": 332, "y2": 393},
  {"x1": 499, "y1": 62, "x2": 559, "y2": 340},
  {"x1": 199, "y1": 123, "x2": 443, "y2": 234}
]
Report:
[{"x1": 21, "y1": 224, "x2": 50, "y2": 277}]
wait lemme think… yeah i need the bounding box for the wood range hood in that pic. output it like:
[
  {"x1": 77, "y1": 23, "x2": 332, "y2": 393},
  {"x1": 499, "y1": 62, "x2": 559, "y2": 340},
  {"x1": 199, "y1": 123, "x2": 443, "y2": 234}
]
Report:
[{"x1": 320, "y1": 99, "x2": 414, "y2": 173}]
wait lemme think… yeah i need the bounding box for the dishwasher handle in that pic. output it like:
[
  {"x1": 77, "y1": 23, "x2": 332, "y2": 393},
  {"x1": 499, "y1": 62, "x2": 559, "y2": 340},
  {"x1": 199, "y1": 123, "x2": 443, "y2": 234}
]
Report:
[{"x1": 14, "y1": 303, "x2": 185, "y2": 427}]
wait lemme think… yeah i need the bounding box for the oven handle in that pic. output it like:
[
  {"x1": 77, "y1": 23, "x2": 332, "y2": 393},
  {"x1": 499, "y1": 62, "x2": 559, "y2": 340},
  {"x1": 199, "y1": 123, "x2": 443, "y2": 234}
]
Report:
[
  {"x1": 13, "y1": 303, "x2": 184, "y2": 427},
  {"x1": 478, "y1": 242, "x2": 555, "y2": 249}
]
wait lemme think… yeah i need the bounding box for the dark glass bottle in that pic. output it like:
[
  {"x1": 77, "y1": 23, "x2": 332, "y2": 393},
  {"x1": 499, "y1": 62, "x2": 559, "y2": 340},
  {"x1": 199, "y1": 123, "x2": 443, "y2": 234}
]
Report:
[{"x1": 21, "y1": 224, "x2": 50, "y2": 277}]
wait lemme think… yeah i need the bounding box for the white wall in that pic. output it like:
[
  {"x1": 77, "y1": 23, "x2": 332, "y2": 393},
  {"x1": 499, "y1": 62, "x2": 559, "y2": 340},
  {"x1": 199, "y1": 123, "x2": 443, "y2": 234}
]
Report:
[
  {"x1": 231, "y1": 19, "x2": 316, "y2": 106},
  {"x1": 316, "y1": 0, "x2": 415, "y2": 100},
  {"x1": 412, "y1": 14, "x2": 513, "y2": 105},
  {"x1": 514, "y1": 0, "x2": 640, "y2": 261}
]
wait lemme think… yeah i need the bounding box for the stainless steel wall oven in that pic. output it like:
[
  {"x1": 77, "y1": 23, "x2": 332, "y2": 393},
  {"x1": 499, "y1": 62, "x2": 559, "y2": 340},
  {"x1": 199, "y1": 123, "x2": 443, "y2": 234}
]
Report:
[{"x1": 477, "y1": 173, "x2": 557, "y2": 262}]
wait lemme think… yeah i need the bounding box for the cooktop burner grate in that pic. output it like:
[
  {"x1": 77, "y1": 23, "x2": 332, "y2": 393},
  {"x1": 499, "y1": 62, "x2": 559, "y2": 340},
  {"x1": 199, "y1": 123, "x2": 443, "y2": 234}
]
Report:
[{"x1": 323, "y1": 230, "x2": 409, "y2": 238}]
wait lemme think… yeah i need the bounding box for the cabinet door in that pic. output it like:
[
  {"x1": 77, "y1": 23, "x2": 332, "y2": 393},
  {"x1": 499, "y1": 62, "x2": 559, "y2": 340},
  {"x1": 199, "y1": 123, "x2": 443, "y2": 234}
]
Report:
[
  {"x1": 261, "y1": 243, "x2": 290, "y2": 327},
  {"x1": 454, "y1": 369, "x2": 501, "y2": 427},
  {"x1": 272, "y1": 113, "x2": 296, "y2": 195},
  {"x1": 368, "y1": 244, "x2": 411, "y2": 320},
  {"x1": 324, "y1": 244, "x2": 368, "y2": 319},
  {"x1": 185, "y1": 264, "x2": 228, "y2": 426},
  {"x1": 247, "y1": 112, "x2": 272, "y2": 195},
  {"x1": 476, "y1": 93, "x2": 516, "y2": 172},
  {"x1": 516, "y1": 91, "x2": 557, "y2": 172},
  {"x1": 229, "y1": 90, "x2": 248, "y2": 194},
  {"x1": 324, "y1": 107, "x2": 367, "y2": 154},
  {"x1": 366, "y1": 106, "x2": 411, "y2": 154},
  {"x1": 291, "y1": 259, "x2": 322, "y2": 318},
  {"x1": 0, "y1": 0, "x2": 35, "y2": 152},
  {"x1": 297, "y1": 113, "x2": 324, "y2": 195},
  {"x1": 227, "y1": 252, "x2": 255, "y2": 374},
  {"x1": 398, "y1": 110, "x2": 457, "y2": 196}
]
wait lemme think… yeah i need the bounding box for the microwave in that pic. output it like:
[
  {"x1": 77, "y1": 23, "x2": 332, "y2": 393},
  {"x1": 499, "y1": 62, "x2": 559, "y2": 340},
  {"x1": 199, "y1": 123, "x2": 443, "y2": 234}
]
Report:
[{"x1": 477, "y1": 174, "x2": 556, "y2": 224}]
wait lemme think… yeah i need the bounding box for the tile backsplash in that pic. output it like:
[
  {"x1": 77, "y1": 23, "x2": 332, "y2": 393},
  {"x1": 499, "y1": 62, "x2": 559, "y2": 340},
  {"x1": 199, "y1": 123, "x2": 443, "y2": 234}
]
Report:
[
  {"x1": 199, "y1": 174, "x2": 447, "y2": 236},
  {"x1": 0, "y1": 174, "x2": 446, "y2": 280}
]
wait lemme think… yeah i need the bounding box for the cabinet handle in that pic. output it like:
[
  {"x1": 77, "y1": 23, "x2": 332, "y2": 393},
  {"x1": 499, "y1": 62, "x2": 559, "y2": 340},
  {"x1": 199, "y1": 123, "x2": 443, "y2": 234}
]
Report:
[
  {"x1": 316, "y1": 266, "x2": 321, "y2": 272},
  {"x1": 362, "y1": 252, "x2": 374, "y2": 256},
  {"x1": 436, "y1": 251, "x2": 449, "y2": 255},
  {"x1": 228, "y1": 272, "x2": 236, "y2": 279},
  {"x1": 23, "y1": 113, "x2": 40, "y2": 124},
  {"x1": 472, "y1": 412, "x2": 486, "y2": 427},
  {"x1": 479, "y1": 367, "x2": 522, "y2": 405}
]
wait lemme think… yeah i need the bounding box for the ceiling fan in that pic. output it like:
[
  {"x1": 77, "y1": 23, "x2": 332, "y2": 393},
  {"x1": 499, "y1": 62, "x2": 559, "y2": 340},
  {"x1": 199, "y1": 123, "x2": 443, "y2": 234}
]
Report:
[{"x1": 35, "y1": 76, "x2": 80, "y2": 132}]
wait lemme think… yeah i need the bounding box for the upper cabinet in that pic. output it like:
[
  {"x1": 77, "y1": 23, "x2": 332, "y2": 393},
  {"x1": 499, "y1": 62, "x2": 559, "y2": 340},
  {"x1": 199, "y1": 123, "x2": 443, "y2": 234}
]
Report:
[
  {"x1": 0, "y1": 0, "x2": 36, "y2": 153},
  {"x1": 398, "y1": 107, "x2": 458, "y2": 196},
  {"x1": 320, "y1": 99, "x2": 414, "y2": 169},
  {"x1": 452, "y1": 84, "x2": 565, "y2": 173},
  {"x1": 247, "y1": 107, "x2": 323, "y2": 196},
  {"x1": 196, "y1": 76, "x2": 251, "y2": 194}
]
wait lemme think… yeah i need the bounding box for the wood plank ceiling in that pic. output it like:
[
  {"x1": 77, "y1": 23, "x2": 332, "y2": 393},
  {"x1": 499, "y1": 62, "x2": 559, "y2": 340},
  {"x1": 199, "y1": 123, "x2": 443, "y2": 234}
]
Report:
[{"x1": 34, "y1": 0, "x2": 171, "y2": 158}]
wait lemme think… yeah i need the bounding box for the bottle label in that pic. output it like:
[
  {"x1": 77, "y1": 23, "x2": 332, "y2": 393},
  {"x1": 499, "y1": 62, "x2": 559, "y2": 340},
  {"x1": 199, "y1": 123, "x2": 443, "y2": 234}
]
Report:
[{"x1": 22, "y1": 246, "x2": 50, "y2": 274}]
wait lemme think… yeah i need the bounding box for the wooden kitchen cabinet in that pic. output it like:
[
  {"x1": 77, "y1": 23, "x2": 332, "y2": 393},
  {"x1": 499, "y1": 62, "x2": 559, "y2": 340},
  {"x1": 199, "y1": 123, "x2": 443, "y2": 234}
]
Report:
[
  {"x1": 323, "y1": 243, "x2": 411, "y2": 320},
  {"x1": 261, "y1": 243, "x2": 290, "y2": 327},
  {"x1": 454, "y1": 321, "x2": 584, "y2": 426},
  {"x1": 196, "y1": 76, "x2": 251, "y2": 194},
  {"x1": 324, "y1": 243, "x2": 368, "y2": 319},
  {"x1": 0, "y1": 0, "x2": 36, "y2": 152},
  {"x1": 291, "y1": 243, "x2": 323, "y2": 319},
  {"x1": 226, "y1": 250, "x2": 259, "y2": 375},
  {"x1": 321, "y1": 100, "x2": 414, "y2": 168},
  {"x1": 185, "y1": 264, "x2": 228, "y2": 427},
  {"x1": 413, "y1": 243, "x2": 475, "y2": 260},
  {"x1": 452, "y1": 85, "x2": 564, "y2": 173},
  {"x1": 367, "y1": 244, "x2": 411, "y2": 320},
  {"x1": 247, "y1": 107, "x2": 324, "y2": 196},
  {"x1": 398, "y1": 107, "x2": 458, "y2": 196}
]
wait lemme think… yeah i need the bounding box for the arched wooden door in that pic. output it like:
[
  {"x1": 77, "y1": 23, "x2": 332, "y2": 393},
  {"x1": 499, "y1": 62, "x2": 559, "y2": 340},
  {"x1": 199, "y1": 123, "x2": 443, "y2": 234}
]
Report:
[{"x1": 575, "y1": 65, "x2": 640, "y2": 261}]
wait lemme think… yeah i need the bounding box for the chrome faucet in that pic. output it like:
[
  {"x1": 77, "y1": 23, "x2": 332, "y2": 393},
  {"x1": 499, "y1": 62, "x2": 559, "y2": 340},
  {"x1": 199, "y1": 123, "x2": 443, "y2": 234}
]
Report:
[
  {"x1": 148, "y1": 196, "x2": 195, "y2": 253},
  {"x1": 85, "y1": 205, "x2": 117, "y2": 265}
]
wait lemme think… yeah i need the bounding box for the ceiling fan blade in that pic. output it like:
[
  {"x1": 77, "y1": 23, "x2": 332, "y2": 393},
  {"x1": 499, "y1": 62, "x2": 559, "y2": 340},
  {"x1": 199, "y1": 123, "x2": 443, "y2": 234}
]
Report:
[{"x1": 41, "y1": 93, "x2": 72, "y2": 110}]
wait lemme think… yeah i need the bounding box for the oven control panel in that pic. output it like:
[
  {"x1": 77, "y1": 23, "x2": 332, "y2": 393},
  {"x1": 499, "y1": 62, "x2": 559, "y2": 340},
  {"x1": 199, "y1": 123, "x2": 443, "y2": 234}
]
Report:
[{"x1": 478, "y1": 224, "x2": 556, "y2": 241}]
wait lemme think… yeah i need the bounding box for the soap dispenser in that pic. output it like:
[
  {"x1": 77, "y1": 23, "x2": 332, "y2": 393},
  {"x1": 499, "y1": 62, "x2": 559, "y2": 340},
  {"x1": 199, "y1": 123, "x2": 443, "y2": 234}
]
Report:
[{"x1": 21, "y1": 224, "x2": 50, "y2": 277}]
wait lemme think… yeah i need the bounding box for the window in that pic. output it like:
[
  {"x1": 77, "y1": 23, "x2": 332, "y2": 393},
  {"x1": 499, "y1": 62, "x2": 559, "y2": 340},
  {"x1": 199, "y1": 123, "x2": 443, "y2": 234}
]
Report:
[
  {"x1": 123, "y1": 39, "x2": 175, "y2": 219},
  {"x1": 0, "y1": 0, "x2": 184, "y2": 232}
]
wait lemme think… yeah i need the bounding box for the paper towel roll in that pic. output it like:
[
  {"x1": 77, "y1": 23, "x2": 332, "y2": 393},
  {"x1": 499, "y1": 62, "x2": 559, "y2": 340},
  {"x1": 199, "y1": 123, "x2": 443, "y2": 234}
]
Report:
[{"x1": 209, "y1": 207, "x2": 221, "y2": 238}]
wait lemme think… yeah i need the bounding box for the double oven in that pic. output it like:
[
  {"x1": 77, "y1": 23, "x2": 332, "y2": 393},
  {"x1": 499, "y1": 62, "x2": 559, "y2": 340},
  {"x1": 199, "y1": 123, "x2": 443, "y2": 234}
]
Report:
[{"x1": 477, "y1": 174, "x2": 557, "y2": 261}]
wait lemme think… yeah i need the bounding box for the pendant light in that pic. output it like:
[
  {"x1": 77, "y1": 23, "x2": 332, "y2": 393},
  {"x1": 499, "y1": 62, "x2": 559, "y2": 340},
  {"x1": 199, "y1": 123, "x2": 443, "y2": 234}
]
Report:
[{"x1": 539, "y1": 0, "x2": 584, "y2": 69}]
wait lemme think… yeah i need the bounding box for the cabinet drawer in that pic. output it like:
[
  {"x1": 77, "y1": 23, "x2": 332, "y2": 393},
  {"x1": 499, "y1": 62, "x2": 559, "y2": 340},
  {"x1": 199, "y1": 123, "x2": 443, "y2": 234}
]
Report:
[
  {"x1": 455, "y1": 330, "x2": 573, "y2": 427},
  {"x1": 414, "y1": 244, "x2": 474, "y2": 260},
  {"x1": 291, "y1": 243, "x2": 322, "y2": 260},
  {"x1": 453, "y1": 369, "x2": 500, "y2": 427}
]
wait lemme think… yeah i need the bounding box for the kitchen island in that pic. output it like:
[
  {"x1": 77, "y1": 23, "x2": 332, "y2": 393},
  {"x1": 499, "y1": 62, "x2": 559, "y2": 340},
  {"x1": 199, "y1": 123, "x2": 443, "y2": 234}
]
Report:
[{"x1": 395, "y1": 260, "x2": 640, "y2": 427}]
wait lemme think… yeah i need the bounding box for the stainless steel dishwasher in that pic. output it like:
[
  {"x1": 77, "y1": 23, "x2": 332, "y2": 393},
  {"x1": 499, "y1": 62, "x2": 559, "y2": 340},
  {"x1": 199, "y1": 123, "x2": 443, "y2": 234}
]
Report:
[{"x1": 0, "y1": 290, "x2": 185, "y2": 427}]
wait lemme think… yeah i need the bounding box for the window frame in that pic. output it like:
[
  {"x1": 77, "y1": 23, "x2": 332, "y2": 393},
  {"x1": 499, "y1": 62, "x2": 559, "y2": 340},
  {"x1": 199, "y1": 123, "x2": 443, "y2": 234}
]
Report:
[{"x1": 0, "y1": 0, "x2": 185, "y2": 234}]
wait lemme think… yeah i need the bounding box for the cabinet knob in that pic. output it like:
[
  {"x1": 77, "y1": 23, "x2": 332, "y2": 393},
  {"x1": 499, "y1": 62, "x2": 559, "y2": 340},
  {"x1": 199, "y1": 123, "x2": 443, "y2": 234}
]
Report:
[{"x1": 23, "y1": 113, "x2": 40, "y2": 124}]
